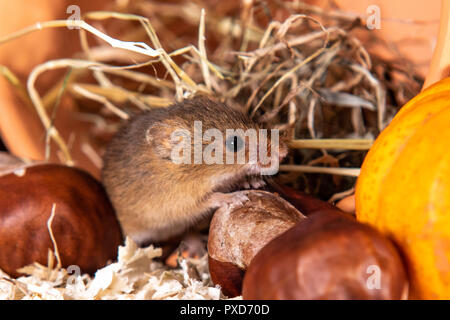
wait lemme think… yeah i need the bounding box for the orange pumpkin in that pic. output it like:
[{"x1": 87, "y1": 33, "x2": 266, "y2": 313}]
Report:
[{"x1": 355, "y1": 77, "x2": 450, "y2": 299}]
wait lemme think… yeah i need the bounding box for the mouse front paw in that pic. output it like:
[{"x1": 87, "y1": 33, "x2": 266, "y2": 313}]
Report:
[
  {"x1": 241, "y1": 177, "x2": 266, "y2": 190},
  {"x1": 208, "y1": 191, "x2": 249, "y2": 209},
  {"x1": 249, "y1": 177, "x2": 266, "y2": 189}
]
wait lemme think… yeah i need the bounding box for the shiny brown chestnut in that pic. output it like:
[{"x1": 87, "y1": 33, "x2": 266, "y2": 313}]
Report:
[
  {"x1": 208, "y1": 190, "x2": 306, "y2": 297},
  {"x1": 0, "y1": 163, "x2": 123, "y2": 277},
  {"x1": 242, "y1": 209, "x2": 408, "y2": 300}
]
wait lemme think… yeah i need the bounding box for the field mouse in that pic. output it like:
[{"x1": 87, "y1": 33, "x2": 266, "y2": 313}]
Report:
[{"x1": 102, "y1": 97, "x2": 288, "y2": 245}]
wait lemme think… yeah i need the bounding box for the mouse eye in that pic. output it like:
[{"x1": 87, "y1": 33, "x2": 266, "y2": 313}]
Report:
[{"x1": 226, "y1": 135, "x2": 244, "y2": 153}]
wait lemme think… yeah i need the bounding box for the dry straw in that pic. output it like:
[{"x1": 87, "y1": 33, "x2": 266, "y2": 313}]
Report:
[{"x1": 0, "y1": 0, "x2": 423, "y2": 198}]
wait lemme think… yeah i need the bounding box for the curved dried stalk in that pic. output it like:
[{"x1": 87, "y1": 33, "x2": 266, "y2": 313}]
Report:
[
  {"x1": 71, "y1": 84, "x2": 129, "y2": 120},
  {"x1": 46, "y1": 204, "x2": 62, "y2": 271},
  {"x1": 0, "y1": 66, "x2": 33, "y2": 109},
  {"x1": 71, "y1": 84, "x2": 172, "y2": 108},
  {"x1": 26, "y1": 58, "x2": 140, "y2": 164},
  {"x1": 0, "y1": 20, "x2": 159, "y2": 57},
  {"x1": 288, "y1": 139, "x2": 373, "y2": 150},
  {"x1": 350, "y1": 64, "x2": 387, "y2": 130},
  {"x1": 251, "y1": 46, "x2": 327, "y2": 116},
  {"x1": 138, "y1": 16, "x2": 197, "y2": 99},
  {"x1": 279, "y1": 165, "x2": 360, "y2": 177},
  {"x1": 0, "y1": 17, "x2": 165, "y2": 164},
  {"x1": 198, "y1": 8, "x2": 212, "y2": 91}
]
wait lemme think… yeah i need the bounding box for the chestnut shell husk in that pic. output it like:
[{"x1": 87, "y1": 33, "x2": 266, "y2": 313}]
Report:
[{"x1": 208, "y1": 190, "x2": 306, "y2": 297}]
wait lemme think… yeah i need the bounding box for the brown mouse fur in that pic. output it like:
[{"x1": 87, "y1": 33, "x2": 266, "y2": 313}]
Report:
[{"x1": 102, "y1": 97, "x2": 287, "y2": 244}]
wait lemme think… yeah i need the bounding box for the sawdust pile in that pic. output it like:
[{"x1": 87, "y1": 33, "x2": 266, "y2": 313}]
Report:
[{"x1": 0, "y1": 238, "x2": 229, "y2": 300}]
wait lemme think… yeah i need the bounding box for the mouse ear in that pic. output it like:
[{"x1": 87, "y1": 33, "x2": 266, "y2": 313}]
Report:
[{"x1": 145, "y1": 122, "x2": 190, "y2": 160}]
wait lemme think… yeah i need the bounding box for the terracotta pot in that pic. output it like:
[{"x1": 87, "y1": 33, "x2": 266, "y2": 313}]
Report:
[
  {"x1": 328, "y1": 0, "x2": 449, "y2": 87},
  {"x1": 309, "y1": 0, "x2": 441, "y2": 78},
  {"x1": 0, "y1": 0, "x2": 110, "y2": 179}
]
